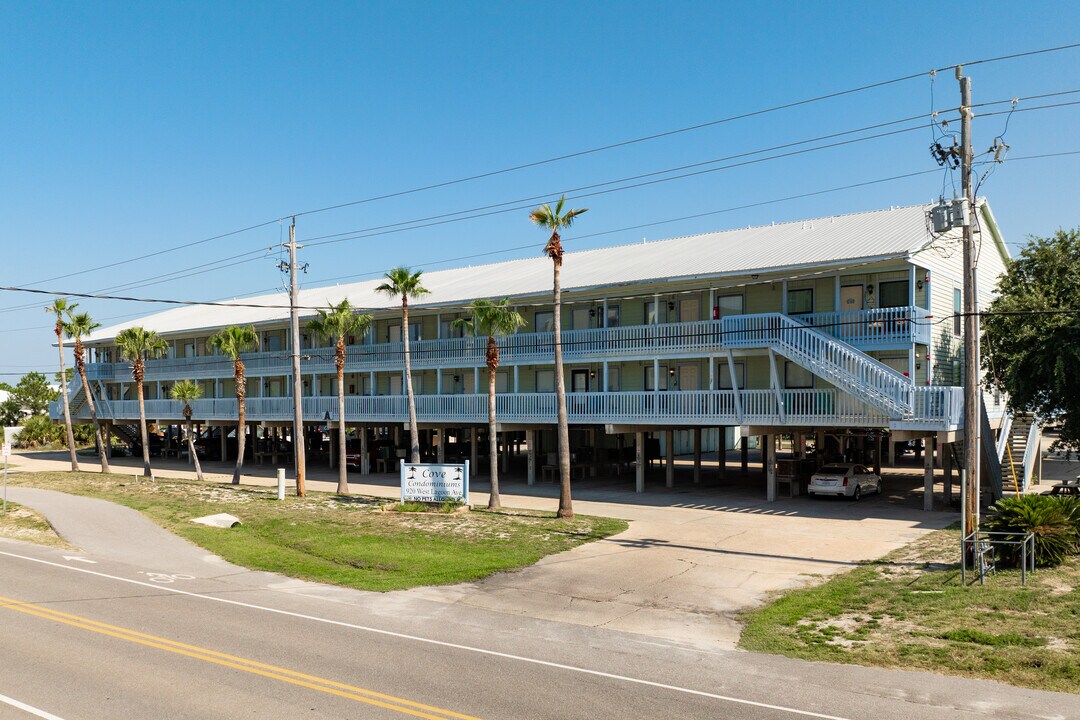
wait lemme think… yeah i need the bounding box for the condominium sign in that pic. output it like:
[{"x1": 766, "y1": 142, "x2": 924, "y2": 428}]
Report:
[{"x1": 400, "y1": 462, "x2": 469, "y2": 504}]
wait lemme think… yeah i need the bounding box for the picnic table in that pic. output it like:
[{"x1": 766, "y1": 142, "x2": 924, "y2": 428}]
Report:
[{"x1": 1049, "y1": 477, "x2": 1080, "y2": 496}]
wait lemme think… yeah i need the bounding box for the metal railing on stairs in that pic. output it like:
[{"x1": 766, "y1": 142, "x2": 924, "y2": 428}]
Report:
[{"x1": 722, "y1": 313, "x2": 914, "y2": 417}]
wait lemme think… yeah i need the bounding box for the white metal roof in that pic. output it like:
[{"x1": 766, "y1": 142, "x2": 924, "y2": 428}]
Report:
[{"x1": 84, "y1": 202, "x2": 955, "y2": 343}]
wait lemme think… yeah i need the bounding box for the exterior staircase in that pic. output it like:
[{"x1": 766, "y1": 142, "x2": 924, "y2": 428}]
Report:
[
  {"x1": 948, "y1": 402, "x2": 1006, "y2": 502},
  {"x1": 110, "y1": 423, "x2": 142, "y2": 451},
  {"x1": 1001, "y1": 412, "x2": 1040, "y2": 492},
  {"x1": 723, "y1": 313, "x2": 914, "y2": 417}
]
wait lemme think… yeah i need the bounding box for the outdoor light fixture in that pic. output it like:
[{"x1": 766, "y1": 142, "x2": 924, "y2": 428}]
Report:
[
  {"x1": 668, "y1": 367, "x2": 676, "y2": 376},
  {"x1": 750, "y1": 274, "x2": 759, "y2": 280},
  {"x1": 867, "y1": 284, "x2": 875, "y2": 295},
  {"x1": 589, "y1": 308, "x2": 596, "y2": 318},
  {"x1": 590, "y1": 370, "x2": 596, "y2": 379},
  {"x1": 916, "y1": 280, "x2": 924, "y2": 290},
  {"x1": 667, "y1": 301, "x2": 675, "y2": 311}
]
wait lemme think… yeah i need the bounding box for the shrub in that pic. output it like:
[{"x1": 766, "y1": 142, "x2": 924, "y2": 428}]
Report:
[{"x1": 981, "y1": 495, "x2": 1079, "y2": 567}]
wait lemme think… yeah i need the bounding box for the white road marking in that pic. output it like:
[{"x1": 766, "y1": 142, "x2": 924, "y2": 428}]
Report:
[
  {"x1": 0, "y1": 548, "x2": 850, "y2": 720},
  {"x1": 0, "y1": 692, "x2": 67, "y2": 720},
  {"x1": 60, "y1": 556, "x2": 96, "y2": 564}
]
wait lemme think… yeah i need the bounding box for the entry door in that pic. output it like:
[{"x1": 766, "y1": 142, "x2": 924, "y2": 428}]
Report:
[
  {"x1": 390, "y1": 375, "x2": 403, "y2": 395},
  {"x1": 388, "y1": 324, "x2": 402, "y2": 343},
  {"x1": 678, "y1": 365, "x2": 700, "y2": 391},
  {"x1": 571, "y1": 369, "x2": 589, "y2": 393},
  {"x1": 679, "y1": 298, "x2": 700, "y2": 323},
  {"x1": 840, "y1": 284, "x2": 864, "y2": 311},
  {"x1": 573, "y1": 307, "x2": 591, "y2": 330}
]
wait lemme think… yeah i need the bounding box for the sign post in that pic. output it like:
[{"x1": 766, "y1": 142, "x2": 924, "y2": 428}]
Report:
[
  {"x1": 3, "y1": 426, "x2": 24, "y2": 514},
  {"x1": 400, "y1": 461, "x2": 469, "y2": 505}
]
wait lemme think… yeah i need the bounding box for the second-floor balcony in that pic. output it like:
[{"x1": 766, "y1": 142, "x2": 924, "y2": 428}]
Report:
[{"x1": 83, "y1": 306, "x2": 931, "y2": 383}]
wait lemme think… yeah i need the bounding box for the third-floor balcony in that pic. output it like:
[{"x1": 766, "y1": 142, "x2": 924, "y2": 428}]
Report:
[{"x1": 84, "y1": 306, "x2": 930, "y2": 382}]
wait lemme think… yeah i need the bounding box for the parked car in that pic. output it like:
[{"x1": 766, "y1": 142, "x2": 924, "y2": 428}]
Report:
[{"x1": 808, "y1": 463, "x2": 881, "y2": 500}]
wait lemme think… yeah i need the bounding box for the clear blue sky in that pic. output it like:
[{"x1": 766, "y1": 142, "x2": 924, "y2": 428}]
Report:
[{"x1": 2, "y1": 0, "x2": 1078, "y2": 378}]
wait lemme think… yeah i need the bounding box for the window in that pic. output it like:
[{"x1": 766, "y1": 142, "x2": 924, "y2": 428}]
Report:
[
  {"x1": 718, "y1": 361, "x2": 745, "y2": 390},
  {"x1": 644, "y1": 364, "x2": 669, "y2": 391},
  {"x1": 878, "y1": 280, "x2": 909, "y2": 308},
  {"x1": 787, "y1": 288, "x2": 814, "y2": 315},
  {"x1": 717, "y1": 295, "x2": 744, "y2": 318},
  {"x1": 535, "y1": 369, "x2": 555, "y2": 393},
  {"x1": 953, "y1": 289, "x2": 962, "y2": 335},
  {"x1": 440, "y1": 318, "x2": 465, "y2": 339},
  {"x1": 572, "y1": 307, "x2": 592, "y2": 330},
  {"x1": 534, "y1": 311, "x2": 554, "y2": 333},
  {"x1": 784, "y1": 362, "x2": 814, "y2": 388},
  {"x1": 645, "y1": 301, "x2": 667, "y2": 325},
  {"x1": 606, "y1": 305, "x2": 620, "y2": 328},
  {"x1": 606, "y1": 367, "x2": 621, "y2": 392}
]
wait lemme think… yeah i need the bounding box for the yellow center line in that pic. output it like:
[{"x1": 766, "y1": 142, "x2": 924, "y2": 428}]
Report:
[{"x1": 0, "y1": 595, "x2": 482, "y2": 720}]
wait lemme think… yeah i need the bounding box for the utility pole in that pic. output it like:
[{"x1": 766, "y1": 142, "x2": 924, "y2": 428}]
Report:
[
  {"x1": 287, "y1": 217, "x2": 307, "y2": 496},
  {"x1": 959, "y1": 66, "x2": 980, "y2": 537}
]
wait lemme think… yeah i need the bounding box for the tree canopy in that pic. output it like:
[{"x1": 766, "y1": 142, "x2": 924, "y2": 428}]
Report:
[
  {"x1": 982, "y1": 228, "x2": 1080, "y2": 447},
  {"x1": 0, "y1": 371, "x2": 59, "y2": 424}
]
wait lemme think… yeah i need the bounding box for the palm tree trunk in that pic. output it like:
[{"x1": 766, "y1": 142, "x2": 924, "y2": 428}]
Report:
[
  {"x1": 487, "y1": 348, "x2": 500, "y2": 510},
  {"x1": 78, "y1": 366, "x2": 110, "y2": 474},
  {"x1": 233, "y1": 361, "x2": 246, "y2": 485},
  {"x1": 336, "y1": 338, "x2": 348, "y2": 494},
  {"x1": 552, "y1": 260, "x2": 573, "y2": 518},
  {"x1": 187, "y1": 416, "x2": 204, "y2": 482},
  {"x1": 402, "y1": 299, "x2": 420, "y2": 463},
  {"x1": 56, "y1": 327, "x2": 79, "y2": 471},
  {"x1": 135, "y1": 368, "x2": 151, "y2": 479}
]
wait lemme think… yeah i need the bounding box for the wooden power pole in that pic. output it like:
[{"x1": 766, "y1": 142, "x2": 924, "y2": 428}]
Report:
[
  {"x1": 287, "y1": 217, "x2": 307, "y2": 496},
  {"x1": 959, "y1": 67, "x2": 980, "y2": 537}
]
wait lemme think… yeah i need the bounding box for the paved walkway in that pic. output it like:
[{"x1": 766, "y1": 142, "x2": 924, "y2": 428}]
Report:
[{"x1": 7, "y1": 449, "x2": 954, "y2": 649}]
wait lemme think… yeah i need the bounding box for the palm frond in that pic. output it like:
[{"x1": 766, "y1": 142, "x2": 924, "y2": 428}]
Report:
[
  {"x1": 169, "y1": 379, "x2": 203, "y2": 403},
  {"x1": 207, "y1": 325, "x2": 258, "y2": 360}
]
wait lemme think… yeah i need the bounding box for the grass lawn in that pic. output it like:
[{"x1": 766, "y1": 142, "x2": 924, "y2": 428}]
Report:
[
  {"x1": 0, "y1": 501, "x2": 73, "y2": 549},
  {"x1": 740, "y1": 524, "x2": 1080, "y2": 693},
  {"x1": 11, "y1": 472, "x2": 627, "y2": 592}
]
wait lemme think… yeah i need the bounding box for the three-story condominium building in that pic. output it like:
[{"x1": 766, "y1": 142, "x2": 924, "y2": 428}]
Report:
[{"x1": 52, "y1": 201, "x2": 1012, "y2": 501}]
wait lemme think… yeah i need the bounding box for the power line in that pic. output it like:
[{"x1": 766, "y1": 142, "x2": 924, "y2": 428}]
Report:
[
  {"x1": 16, "y1": 43, "x2": 1078, "y2": 295},
  {"x1": 278, "y1": 43, "x2": 1080, "y2": 220},
  {"x1": 20, "y1": 219, "x2": 280, "y2": 288},
  {"x1": 3, "y1": 147, "x2": 1075, "y2": 332},
  {"x1": 298, "y1": 98, "x2": 1079, "y2": 250},
  {"x1": 0, "y1": 247, "x2": 274, "y2": 316}
]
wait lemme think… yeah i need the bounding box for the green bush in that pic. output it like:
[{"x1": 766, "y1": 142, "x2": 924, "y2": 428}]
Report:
[{"x1": 981, "y1": 495, "x2": 1079, "y2": 567}]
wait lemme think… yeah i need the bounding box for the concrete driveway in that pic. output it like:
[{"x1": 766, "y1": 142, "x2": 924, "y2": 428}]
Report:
[{"x1": 7, "y1": 449, "x2": 955, "y2": 650}]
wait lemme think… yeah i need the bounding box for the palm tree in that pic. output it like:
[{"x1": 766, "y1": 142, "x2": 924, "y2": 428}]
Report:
[
  {"x1": 170, "y1": 380, "x2": 205, "y2": 482},
  {"x1": 453, "y1": 300, "x2": 525, "y2": 510},
  {"x1": 64, "y1": 311, "x2": 110, "y2": 473},
  {"x1": 375, "y1": 267, "x2": 430, "y2": 464},
  {"x1": 46, "y1": 298, "x2": 79, "y2": 471},
  {"x1": 115, "y1": 326, "x2": 169, "y2": 479},
  {"x1": 529, "y1": 195, "x2": 588, "y2": 519},
  {"x1": 208, "y1": 325, "x2": 258, "y2": 486},
  {"x1": 307, "y1": 300, "x2": 372, "y2": 494}
]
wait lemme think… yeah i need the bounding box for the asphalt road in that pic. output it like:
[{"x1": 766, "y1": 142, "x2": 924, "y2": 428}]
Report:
[{"x1": 0, "y1": 493, "x2": 1076, "y2": 719}]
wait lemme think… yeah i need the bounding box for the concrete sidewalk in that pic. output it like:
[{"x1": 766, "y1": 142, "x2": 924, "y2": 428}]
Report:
[{"x1": 8, "y1": 449, "x2": 953, "y2": 649}]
